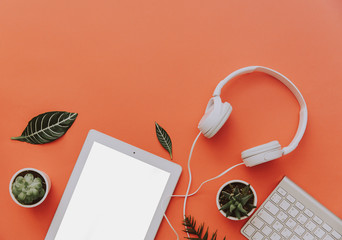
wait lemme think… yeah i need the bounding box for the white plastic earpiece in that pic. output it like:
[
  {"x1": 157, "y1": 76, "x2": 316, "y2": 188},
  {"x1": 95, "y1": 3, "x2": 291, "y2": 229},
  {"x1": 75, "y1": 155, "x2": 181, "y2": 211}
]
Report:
[
  {"x1": 242, "y1": 141, "x2": 283, "y2": 167},
  {"x1": 198, "y1": 96, "x2": 232, "y2": 138}
]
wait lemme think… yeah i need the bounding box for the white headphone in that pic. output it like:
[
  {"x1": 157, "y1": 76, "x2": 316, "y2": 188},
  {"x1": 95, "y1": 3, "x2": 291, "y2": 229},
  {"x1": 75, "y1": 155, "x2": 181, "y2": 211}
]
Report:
[{"x1": 198, "y1": 66, "x2": 308, "y2": 167}]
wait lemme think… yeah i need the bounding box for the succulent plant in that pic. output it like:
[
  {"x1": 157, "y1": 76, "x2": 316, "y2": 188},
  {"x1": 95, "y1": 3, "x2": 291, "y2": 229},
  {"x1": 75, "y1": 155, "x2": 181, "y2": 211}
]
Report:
[
  {"x1": 12, "y1": 173, "x2": 45, "y2": 205},
  {"x1": 218, "y1": 183, "x2": 256, "y2": 219}
]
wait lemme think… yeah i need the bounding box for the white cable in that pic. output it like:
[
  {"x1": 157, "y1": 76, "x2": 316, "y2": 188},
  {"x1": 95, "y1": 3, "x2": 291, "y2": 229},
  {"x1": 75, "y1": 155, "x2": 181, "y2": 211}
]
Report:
[
  {"x1": 163, "y1": 213, "x2": 179, "y2": 240},
  {"x1": 173, "y1": 162, "x2": 245, "y2": 199},
  {"x1": 163, "y1": 131, "x2": 245, "y2": 239},
  {"x1": 183, "y1": 132, "x2": 202, "y2": 219}
]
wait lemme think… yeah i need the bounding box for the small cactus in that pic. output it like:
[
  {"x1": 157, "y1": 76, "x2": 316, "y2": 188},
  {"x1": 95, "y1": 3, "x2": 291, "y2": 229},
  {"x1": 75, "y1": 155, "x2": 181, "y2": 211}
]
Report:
[
  {"x1": 218, "y1": 183, "x2": 256, "y2": 219},
  {"x1": 12, "y1": 173, "x2": 45, "y2": 205}
]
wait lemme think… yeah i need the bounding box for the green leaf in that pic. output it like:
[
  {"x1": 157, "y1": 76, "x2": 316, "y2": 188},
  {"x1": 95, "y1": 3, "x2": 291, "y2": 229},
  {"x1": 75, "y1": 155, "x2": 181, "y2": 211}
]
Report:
[
  {"x1": 211, "y1": 231, "x2": 217, "y2": 240},
  {"x1": 233, "y1": 186, "x2": 239, "y2": 195},
  {"x1": 241, "y1": 194, "x2": 253, "y2": 206},
  {"x1": 241, "y1": 184, "x2": 251, "y2": 196},
  {"x1": 234, "y1": 208, "x2": 241, "y2": 219},
  {"x1": 155, "y1": 122, "x2": 173, "y2": 160},
  {"x1": 219, "y1": 202, "x2": 231, "y2": 211},
  {"x1": 183, "y1": 215, "x2": 226, "y2": 240},
  {"x1": 229, "y1": 204, "x2": 236, "y2": 213},
  {"x1": 221, "y1": 191, "x2": 230, "y2": 198},
  {"x1": 237, "y1": 203, "x2": 248, "y2": 215},
  {"x1": 11, "y1": 111, "x2": 78, "y2": 144}
]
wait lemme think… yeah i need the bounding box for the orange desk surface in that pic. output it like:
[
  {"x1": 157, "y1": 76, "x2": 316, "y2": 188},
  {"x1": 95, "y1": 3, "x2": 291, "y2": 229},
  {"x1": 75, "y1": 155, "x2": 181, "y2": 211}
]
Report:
[{"x1": 1, "y1": 0, "x2": 342, "y2": 239}]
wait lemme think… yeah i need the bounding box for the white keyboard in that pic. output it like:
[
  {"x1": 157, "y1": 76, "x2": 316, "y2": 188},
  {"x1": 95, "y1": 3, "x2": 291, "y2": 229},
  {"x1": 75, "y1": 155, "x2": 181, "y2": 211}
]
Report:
[{"x1": 241, "y1": 176, "x2": 342, "y2": 240}]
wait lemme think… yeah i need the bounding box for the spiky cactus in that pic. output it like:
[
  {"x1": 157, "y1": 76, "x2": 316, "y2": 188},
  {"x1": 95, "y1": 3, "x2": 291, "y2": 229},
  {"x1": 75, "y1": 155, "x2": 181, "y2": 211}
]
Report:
[
  {"x1": 12, "y1": 173, "x2": 45, "y2": 205},
  {"x1": 218, "y1": 183, "x2": 256, "y2": 219}
]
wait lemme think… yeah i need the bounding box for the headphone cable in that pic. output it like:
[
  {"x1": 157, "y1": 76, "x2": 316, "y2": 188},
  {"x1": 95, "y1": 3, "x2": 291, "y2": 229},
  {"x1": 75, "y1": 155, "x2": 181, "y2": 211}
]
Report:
[{"x1": 163, "y1": 132, "x2": 245, "y2": 239}]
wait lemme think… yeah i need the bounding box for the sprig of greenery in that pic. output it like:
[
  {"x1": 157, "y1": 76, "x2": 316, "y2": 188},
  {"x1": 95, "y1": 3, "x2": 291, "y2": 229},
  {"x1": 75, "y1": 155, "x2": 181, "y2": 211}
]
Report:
[{"x1": 182, "y1": 215, "x2": 226, "y2": 240}]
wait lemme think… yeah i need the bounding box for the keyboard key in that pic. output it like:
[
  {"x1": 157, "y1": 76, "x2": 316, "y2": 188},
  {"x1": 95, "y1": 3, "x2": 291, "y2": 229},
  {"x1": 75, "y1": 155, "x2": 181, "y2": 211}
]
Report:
[
  {"x1": 304, "y1": 209, "x2": 314, "y2": 217},
  {"x1": 279, "y1": 200, "x2": 291, "y2": 211},
  {"x1": 276, "y1": 211, "x2": 288, "y2": 222},
  {"x1": 332, "y1": 230, "x2": 342, "y2": 239},
  {"x1": 270, "y1": 232, "x2": 281, "y2": 240},
  {"x1": 277, "y1": 187, "x2": 287, "y2": 196},
  {"x1": 271, "y1": 193, "x2": 282, "y2": 204},
  {"x1": 281, "y1": 227, "x2": 292, "y2": 238},
  {"x1": 303, "y1": 232, "x2": 315, "y2": 240},
  {"x1": 294, "y1": 225, "x2": 305, "y2": 236},
  {"x1": 285, "y1": 218, "x2": 296, "y2": 229},
  {"x1": 264, "y1": 201, "x2": 279, "y2": 215},
  {"x1": 322, "y1": 223, "x2": 332, "y2": 232},
  {"x1": 305, "y1": 220, "x2": 317, "y2": 231},
  {"x1": 290, "y1": 235, "x2": 301, "y2": 240},
  {"x1": 313, "y1": 215, "x2": 323, "y2": 225},
  {"x1": 323, "y1": 235, "x2": 334, "y2": 240},
  {"x1": 272, "y1": 221, "x2": 283, "y2": 232},
  {"x1": 258, "y1": 209, "x2": 275, "y2": 225},
  {"x1": 262, "y1": 225, "x2": 272, "y2": 236},
  {"x1": 314, "y1": 228, "x2": 326, "y2": 238},
  {"x1": 244, "y1": 225, "x2": 256, "y2": 237},
  {"x1": 251, "y1": 217, "x2": 264, "y2": 229},
  {"x1": 288, "y1": 206, "x2": 299, "y2": 218},
  {"x1": 297, "y1": 213, "x2": 308, "y2": 225},
  {"x1": 295, "y1": 201, "x2": 304, "y2": 210},
  {"x1": 286, "y1": 194, "x2": 295, "y2": 203},
  {"x1": 252, "y1": 232, "x2": 264, "y2": 240}
]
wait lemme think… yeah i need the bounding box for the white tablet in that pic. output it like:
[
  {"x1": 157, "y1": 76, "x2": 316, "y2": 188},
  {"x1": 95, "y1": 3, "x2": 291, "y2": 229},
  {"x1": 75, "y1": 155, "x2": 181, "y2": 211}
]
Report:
[{"x1": 45, "y1": 130, "x2": 182, "y2": 240}]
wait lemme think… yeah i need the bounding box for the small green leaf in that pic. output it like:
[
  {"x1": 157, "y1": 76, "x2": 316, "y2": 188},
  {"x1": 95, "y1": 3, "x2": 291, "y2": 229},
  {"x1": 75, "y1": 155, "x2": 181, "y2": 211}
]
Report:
[
  {"x1": 234, "y1": 208, "x2": 241, "y2": 219},
  {"x1": 221, "y1": 191, "x2": 230, "y2": 198},
  {"x1": 241, "y1": 194, "x2": 253, "y2": 206},
  {"x1": 11, "y1": 111, "x2": 78, "y2": 144},
  {"x1": 219, "y1": 202, "x2": 230, "y2": 211},
  {"x1": 183, "y1": 215, "x2": 226, "y2": 240},
  {"x1": 237, "y1": 203, "x2": 248, "y2": 214},
  {"x1": 241, "y1": 184, "x2": 251, "y2": 196},
  {"x1": 229, "y1": 204, "x2": 236, "y2": 213},
  {"x1": 155, "y1": 122, "x2": 173, "y2": 160}
]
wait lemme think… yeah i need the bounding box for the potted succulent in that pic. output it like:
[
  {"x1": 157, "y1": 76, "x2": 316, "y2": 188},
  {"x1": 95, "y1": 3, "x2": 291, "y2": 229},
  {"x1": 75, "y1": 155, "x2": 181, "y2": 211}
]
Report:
[
  {"x1": 9, "y1": 168, "x2": 51, "y2": 208},
  {"x1": 216, "y1": 180, "x2": 257, "y2": 220}
]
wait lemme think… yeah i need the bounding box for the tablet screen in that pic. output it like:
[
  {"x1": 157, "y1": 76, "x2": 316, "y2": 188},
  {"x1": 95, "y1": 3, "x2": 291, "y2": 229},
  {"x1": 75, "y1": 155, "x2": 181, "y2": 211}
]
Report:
[{"x1": 54, "y1": 141, "x2": 170, "y2": 239}]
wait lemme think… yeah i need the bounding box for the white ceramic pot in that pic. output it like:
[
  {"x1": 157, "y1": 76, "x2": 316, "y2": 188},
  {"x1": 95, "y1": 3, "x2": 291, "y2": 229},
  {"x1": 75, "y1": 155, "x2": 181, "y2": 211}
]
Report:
[
  {"x1": 9, "y1": 168, "x2": 51, "y2": 208},
  {"x1": 216, "y1": 179, "x2": 257, "y2": 220}
]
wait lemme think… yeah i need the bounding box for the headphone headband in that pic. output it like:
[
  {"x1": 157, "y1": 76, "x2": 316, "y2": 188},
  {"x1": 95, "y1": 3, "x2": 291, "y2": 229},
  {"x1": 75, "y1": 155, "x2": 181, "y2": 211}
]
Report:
[{"x1": 212, "y1": 66, "x2": 307, "y2": 155}]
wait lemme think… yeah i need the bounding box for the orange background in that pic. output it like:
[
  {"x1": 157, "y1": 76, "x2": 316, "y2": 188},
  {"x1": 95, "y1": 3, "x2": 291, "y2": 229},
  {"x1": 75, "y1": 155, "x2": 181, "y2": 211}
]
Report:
[{"x1": 1, "y1": 0, "x2": 342, "y2": 239}]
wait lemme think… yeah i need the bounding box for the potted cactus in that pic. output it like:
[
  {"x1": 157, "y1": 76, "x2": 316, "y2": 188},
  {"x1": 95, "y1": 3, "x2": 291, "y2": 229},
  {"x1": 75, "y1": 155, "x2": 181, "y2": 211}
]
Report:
[
  {"x1": 216, "y1": 180, "x2": 257, "y2": 220},
  {"x1": 9, "y1": 168, "x2": 51, "y2": 208}
]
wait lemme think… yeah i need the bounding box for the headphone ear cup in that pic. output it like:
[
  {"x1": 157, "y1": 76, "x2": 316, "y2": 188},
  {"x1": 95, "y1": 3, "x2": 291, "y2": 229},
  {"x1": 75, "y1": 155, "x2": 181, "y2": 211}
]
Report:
[
  {"x1": 198, "y1": 97, "x2": 232, "y2": 138},
  {"x1": 198, "y1": 97, "x2": 222, "y2": 136},
  {"x1": 206, "y1": 102, "x2": 232, "y2": 138},
  {"x1": 242, "y1": 141, "x2": 283, "y2": 167}
]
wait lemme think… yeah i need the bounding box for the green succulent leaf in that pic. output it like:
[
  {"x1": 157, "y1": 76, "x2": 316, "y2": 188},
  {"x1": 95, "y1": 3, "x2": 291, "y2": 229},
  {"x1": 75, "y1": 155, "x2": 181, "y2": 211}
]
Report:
[
  {"x1": 24, "y1": 173, "x2": 34, "y2": 184},
  {"x1": 11, "y1": 111, "x2": 78, "y2": 144},
  {"x1": 155, "y1": 122, "x2": 173, "y2": 160},
  {"x1": 241, "y1": 194, "x2": 253, "y2": 206},
  {"x1": 241, "y1": 184, "x2": 251, "y2": 196},
  {"x1": 229, "y1": 204, "x2": 236, "y2": 213},
  {"x1": 237, "y1": 203, "x2": 248, "y2": 214},
  {"x1": 234, "y1": 209, "x2": 241, "y2": 219},
  {"x1": 219, "y1": 202, "x2": 230, "y2": 211},
  {"x1": 221, "y1": 191, "x2": 230, "y2": 198},
  {"x1": 248, "y1": 203, "x2": 257, "y2": 209}
]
